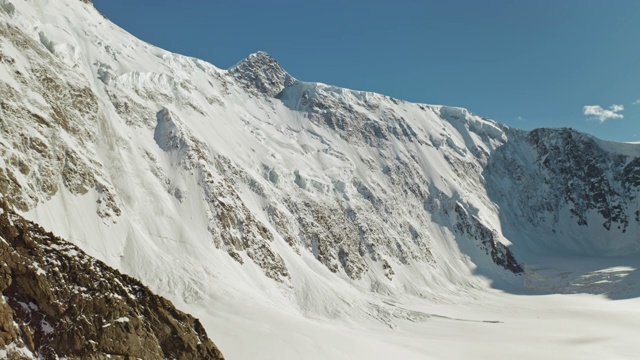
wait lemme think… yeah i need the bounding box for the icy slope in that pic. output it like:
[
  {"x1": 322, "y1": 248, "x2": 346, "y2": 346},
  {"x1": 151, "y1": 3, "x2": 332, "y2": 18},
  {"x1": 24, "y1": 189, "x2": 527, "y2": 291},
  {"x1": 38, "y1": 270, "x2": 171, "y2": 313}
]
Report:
[
  {"x1": 0, "y1": 0, "x2": 524, "y2": 305},
  {"x1": 1, "y1": 0, "x2": 640, "y2": 358}
]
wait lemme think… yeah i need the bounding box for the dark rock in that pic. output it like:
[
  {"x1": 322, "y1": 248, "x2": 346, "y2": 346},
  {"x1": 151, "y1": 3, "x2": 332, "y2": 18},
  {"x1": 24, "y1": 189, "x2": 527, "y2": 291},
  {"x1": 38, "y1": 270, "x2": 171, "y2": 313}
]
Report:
[
  {"x1": 229, "y1": 52, "x2": 296, "y2": 97},
  {"x1": 454, "y1": 203, "x2": 524, "y2": 274},
  {"x1": 0, "y1": 201, "x2": 224, "y2": 359}
]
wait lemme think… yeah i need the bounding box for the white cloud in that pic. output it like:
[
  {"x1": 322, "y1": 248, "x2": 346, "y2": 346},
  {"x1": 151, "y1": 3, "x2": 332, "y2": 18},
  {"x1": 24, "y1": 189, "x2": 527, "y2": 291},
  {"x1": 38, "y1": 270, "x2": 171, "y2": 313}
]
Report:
[
  {"x1": 633, "y1": 99, "x2": 640, "y2": 105},
  {"x1": 583, "y1": 104, "x2": 624, "y2": 122},
  {"x1": 610, "y1": 104, "x2": 624, "y2": 112}
]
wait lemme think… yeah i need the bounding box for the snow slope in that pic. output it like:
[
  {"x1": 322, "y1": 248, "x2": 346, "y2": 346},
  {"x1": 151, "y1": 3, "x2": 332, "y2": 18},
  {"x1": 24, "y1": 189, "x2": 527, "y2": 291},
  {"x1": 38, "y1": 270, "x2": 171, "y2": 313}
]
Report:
[{"x1": 1, "y1": 0, "x2": 640, "y2": 358}]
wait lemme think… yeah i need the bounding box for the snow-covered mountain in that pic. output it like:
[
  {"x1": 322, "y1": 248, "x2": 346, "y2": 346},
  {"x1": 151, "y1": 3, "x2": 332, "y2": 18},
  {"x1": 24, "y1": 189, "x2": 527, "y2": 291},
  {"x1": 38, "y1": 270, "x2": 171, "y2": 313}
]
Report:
[{"x1": 1, "y1": 0, "x2": 640, "y2": 358}]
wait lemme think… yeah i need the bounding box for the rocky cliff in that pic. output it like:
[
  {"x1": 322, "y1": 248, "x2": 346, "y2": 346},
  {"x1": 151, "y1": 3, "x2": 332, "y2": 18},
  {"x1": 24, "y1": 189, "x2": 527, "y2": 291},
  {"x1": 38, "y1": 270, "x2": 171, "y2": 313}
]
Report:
[
  {"x1": 0, "y1": 202, "x2": 224, "y2": 359},
  {"x1": 486, "y1": 128, "x2": 640, "y2": 256}
]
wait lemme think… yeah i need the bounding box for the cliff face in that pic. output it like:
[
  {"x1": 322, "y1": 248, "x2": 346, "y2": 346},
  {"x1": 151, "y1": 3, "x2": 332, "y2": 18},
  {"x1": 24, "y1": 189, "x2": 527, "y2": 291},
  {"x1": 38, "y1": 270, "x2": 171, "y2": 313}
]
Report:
[
  {"x1": 485, "y1": 128, "x2": 640, "y2": 256},
  {"x1": 0, "y1": 202, "x2": 224, "y2": 360}
]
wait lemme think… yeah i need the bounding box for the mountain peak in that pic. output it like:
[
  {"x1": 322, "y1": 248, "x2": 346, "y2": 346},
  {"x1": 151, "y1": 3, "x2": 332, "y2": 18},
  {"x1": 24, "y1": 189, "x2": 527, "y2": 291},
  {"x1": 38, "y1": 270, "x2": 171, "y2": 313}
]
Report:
[
  {"x1": 229, "y1": 51, "x2": 296, "y2": 97},
  {"x1": 245, "y1": 50, "x2": 274, "y2": 62},
  {"x1": 232, "y1": 51, "x2": 278, "y2": 69}
]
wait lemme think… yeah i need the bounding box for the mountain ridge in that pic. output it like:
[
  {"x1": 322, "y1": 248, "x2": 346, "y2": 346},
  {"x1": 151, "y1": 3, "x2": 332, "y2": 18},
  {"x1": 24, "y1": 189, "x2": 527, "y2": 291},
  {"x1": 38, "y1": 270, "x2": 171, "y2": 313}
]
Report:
[{"x1": 1, "y1": 0, "x2": 637, "y2": 292}]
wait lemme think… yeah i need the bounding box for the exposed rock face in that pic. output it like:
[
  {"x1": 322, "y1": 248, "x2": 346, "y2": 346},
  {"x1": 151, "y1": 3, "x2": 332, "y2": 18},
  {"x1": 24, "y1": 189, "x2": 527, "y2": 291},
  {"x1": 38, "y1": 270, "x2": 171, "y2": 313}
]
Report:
[
  {"x1": 526, "y1": 128, "x2": 629, "y2": 231},
  {"x1": 154, "y1": 107, "x2": 291, "y2": 283},
  {"x1": 453, "y1": 203, "x2": 523, "y2": 273},
  {"x1": 0, "y1": 202, "x2": 224, "y2": 360},
  {"x1": 229, "y1": 51, "x2": 296, "y2": 97},
  {"x1": 486, "y1": 128, "x2": 640, "y2": 255},
  {"x1": 0, "y1": 18, "x2": 120, "y2": 219}
]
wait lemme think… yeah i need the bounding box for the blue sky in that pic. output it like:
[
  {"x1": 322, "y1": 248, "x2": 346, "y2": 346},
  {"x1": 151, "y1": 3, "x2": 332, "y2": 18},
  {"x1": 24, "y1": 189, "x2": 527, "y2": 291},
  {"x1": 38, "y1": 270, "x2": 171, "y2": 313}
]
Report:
[{"x1": 93, "y1": 0, "x2": 640, "y2": 142}]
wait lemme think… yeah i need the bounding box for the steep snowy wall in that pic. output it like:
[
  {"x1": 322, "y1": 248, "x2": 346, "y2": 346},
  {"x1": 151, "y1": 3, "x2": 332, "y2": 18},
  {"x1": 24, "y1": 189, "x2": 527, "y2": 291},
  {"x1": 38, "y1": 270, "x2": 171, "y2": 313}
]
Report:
[{"x1": 0, "y1": 0, "x2": 639, "y2": 330}]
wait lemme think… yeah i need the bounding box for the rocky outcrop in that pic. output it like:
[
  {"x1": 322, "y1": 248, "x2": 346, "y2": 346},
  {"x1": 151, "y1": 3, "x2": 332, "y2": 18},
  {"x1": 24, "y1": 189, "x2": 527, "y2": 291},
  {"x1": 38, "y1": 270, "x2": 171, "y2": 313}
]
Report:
[
  {"x1": 229, "y1": 51, "x2": 296, "y2": 97},
  {"x1": 0, "y1": 201, "x2": 224, "y2": 359},
  {"x1": 154, "y1": 108, "x2": 291, "y2": 283},
  {"x1": 527, "y1": 128, "x2": 630, "y2": 231},
  {"x1": 0, "y1": 19, "x2": 121, "y2": 219},
  {"x1": 486, "y1": 128, "x2": 640, "y2": 255},
  {"x1": 453, "y1": 203, "x2": 523, "y2": 274}
]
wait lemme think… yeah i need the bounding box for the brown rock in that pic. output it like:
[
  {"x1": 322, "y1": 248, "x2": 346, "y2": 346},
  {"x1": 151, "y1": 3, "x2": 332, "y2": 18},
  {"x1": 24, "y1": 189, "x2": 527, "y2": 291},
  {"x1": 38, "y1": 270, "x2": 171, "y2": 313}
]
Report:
[{"x1": 0, "y1": 201, "x2": 225, "y2": 359}]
